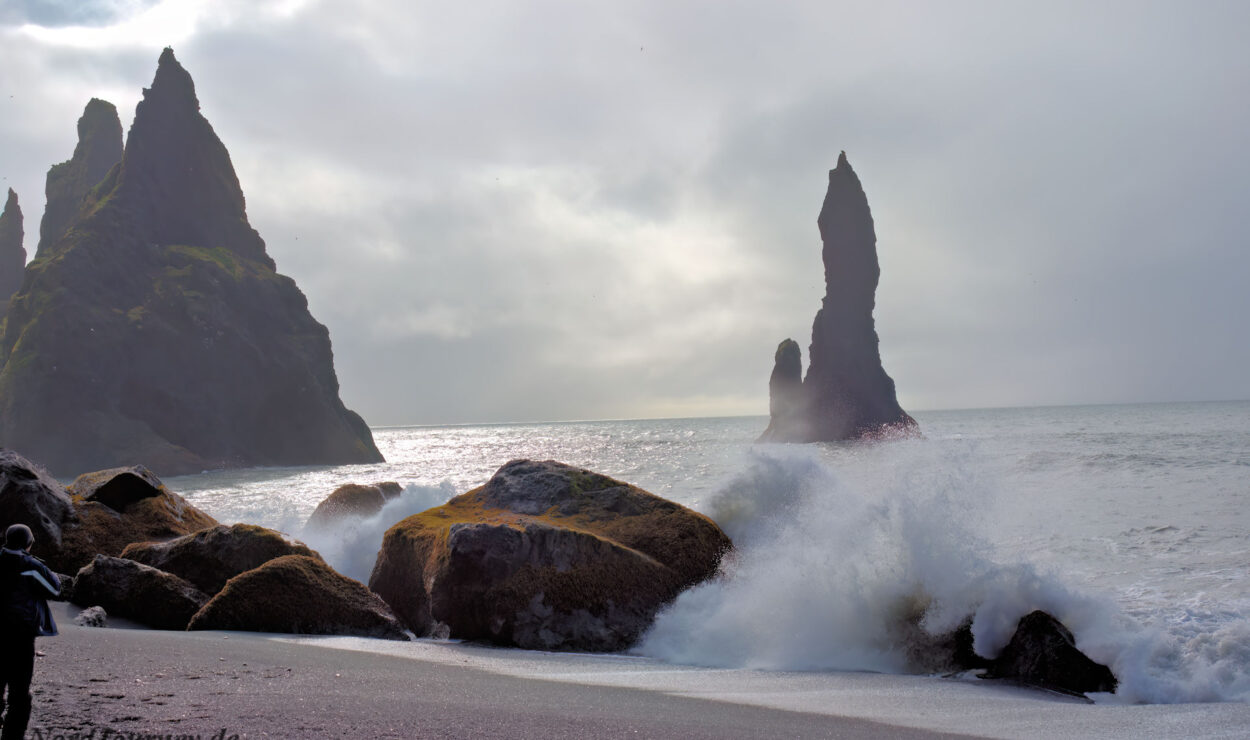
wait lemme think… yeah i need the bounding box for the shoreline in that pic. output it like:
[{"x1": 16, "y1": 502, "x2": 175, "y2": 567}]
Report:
[
  {"x1": 28, "y1": 622, "x2": 1250, "y2": 739},
  {"x1": 30, "y1": 624, "x2": 973, "y2": 739}
]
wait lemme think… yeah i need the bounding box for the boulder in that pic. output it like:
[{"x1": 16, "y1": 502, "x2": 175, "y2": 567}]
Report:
[
  {"x1": 0, "y1": 450, "x2": 217, "y2": 573},
  {"x1": 72, "y1": 555, "x2": 208, "y2": 630},
  {"x1": 305, "y1": 481, "x2": 402, "y2": 529},
  {"x1": 73, "y1": 605, "x2": 107, "y2": 628},
  {"x1": 68, "y1": 465, "x2": 166, "y2": 512},
  {"x1": 188, "y1": 555, "x2": 408, "y2": 639},
  {"x1": 369, "y1": 459, "x2": 732, "y2": 652},
  {"x1": 0, "y1": 449, "x2": 74, "y2": 556},
  {"x1": 122, "y1": 523, "x2": 321, "y2": 595},
  {"x1": 981, "y1": 610, "x2": 1118, "y2": 695}
]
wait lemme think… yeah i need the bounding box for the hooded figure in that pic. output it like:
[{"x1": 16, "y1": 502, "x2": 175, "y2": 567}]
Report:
[{"x1": 1, "y1": 523, "x2": 60, "y2": 740}]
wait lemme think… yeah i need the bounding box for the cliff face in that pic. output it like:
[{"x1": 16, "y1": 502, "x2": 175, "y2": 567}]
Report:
[
  {"x1": 38, "y1": 98, "x2": 123, "y2": 257},
  {"x1": 761, "y1": 153, "x2": 915, "y2": 442},
  {"x1": 0, "y1": 48, "x2": 383, "y2": 476},
  {"x1": 0, "y1": 190, "x2": 24, "y2": 320}
]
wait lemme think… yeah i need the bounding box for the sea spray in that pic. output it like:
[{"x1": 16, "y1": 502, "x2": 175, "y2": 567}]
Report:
[{"x1": 299, "y1": 482, "x2": 455, "y2": 582}]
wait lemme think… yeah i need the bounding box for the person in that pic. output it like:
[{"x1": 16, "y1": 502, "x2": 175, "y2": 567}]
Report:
[{"x1": 0, "y1": 523, "x2": 60, "y2": 740}]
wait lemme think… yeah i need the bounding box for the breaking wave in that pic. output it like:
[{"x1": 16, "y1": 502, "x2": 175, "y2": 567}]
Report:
[{"x1": 635, "y1": 442, "x2": 1250, "y2": 704}]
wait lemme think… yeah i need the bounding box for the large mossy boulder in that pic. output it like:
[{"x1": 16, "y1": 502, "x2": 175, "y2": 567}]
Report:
[
  {"x1": 369, "y1": 459, "x2": 732, "y2": 652},
  {"x1": 0, "y1": 450, "x2": 217, "y2": 573},
  {"x1": 305, "y1": 481, "x2": 402, "y2": 530},
  {"x1": 122, "y1": 523, "x2": 320, "y2": 595},
  {"x1": 188, "y1": 554, "x2": 408, "y2": 639},
  {"x1": 72, "y1": 554, "x2": 208, "y2": 630}
]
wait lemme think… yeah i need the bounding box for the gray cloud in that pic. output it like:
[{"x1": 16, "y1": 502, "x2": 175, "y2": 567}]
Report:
[{"x1": 2, "y1": 0, "x2": 1248, "y2": 425}]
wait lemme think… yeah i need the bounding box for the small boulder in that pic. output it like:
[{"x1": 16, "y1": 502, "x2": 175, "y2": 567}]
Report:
[
  {"x1": 0, "y1": 449, "x2": 74, "y2": 556},
  {"x1": 188, "y1": 555, "x2": 408, "y2": 639},
  {"x1": 122, "y1": 523, "x2": 321, "y2": 595},
  {"x1": 305, "y1": 481, "x2": 403, "y2": 530},
  {"x1": 72, "y1": 555, "x2": 208, "y2": 630},
  {"x1": 982, "y1": 611, "x2": 1117, "y2": 695},
  {"x1": 67, "y1": 466, "x2": 166, "y2": 512},
  {"x1": 369, "y1": 459, "x2": 731, "y2": 652},
  {"x1": 74, "y1": 605, "x2": 107, "y2": 628}
]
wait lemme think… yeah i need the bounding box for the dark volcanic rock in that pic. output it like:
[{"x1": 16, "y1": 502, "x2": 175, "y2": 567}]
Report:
[
  {"x1": 760, "y1": 153, "x2": 916, "y2": 442},
  {"x1": 370, "y1": 459, "x2": 732, "y2": 652},
  {"x1": 760, "y1": 338, "x2": 805, "y2": 441},
  {"x1": 0, "y1": 449, "x2": 73, "y2": 555},
  {"x1": 982, "y1": 610, "x2": 1118, "y2": 695},
  {"x1": 0, "y1": 450, "x2": 217, "y2": 573},
  {"x1": 72, "y1": 554, "x2": 209, "y2": 630},
  {"x1": 0, "y1": 48, "x2": 382, "y2": 476},
  {"x1": 37, "y1": 98, "x2": 123, "y2": 257},
  {"x1": 305, "y1": 481, "x2": 403, "y2": 530},
  {"x1": 187, "y1": 554, "x2": 408, "y2": 639},
  {"x1": 122, "y1": 523, "x2": 322, "y2": 595},
  {"x1": 0, "y1": 189, "x2": 25, "y2": 319},
  {"x1": 67, "y1": 465, "x2": 166, "y2": 512}
]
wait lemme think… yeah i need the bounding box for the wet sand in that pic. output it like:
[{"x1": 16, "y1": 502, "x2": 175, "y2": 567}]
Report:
[{"x1": 26, "y1": 624, "x2": 976, "y2": 739}]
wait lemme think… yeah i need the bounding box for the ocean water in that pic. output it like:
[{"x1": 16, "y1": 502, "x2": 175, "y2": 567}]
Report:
[{"x1": 167, "y1": 401, "x2": 1250, "y2": 708}]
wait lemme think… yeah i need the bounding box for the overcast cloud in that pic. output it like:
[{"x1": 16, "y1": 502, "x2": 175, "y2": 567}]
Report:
[{"x1": 1, "y1": 0, "x2": 1247, "y2": 425}]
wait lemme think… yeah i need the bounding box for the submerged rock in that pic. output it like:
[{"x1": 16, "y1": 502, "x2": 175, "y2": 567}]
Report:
[
  {"x1": 0, "y1": 189, "x2": 25, "y2": 319},
  {"x1": 72, "y1": 554, "x2": 208, "y2": 630},
  {"x1": 305, "y1": 481, "x2": 402, "y2": 530},
  {"x1": 37, "y1": 98, "x2": 123, "y2": 257},
  {"x1": 981, "y1": 610, "x2": 1118, "y2": 695},
  {"x1": 0, "y1": 48, "x2": 383, "y2": 477},
  {"x1": 121, "y1": 523, "x2": 321, "y2": 595},
  {"x1": 188, "y1": 554, "x2": 408, "y2": 639},
  {"x1": 370, "y1": 459, "x2": 731, "y2": 652},
  {"x1": 760, "y1": 153, "x2": 916, "y2": 442}
]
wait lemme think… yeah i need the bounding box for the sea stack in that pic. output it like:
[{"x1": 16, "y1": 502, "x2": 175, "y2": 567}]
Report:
[
  {"x1": 37, "y1": 98, "x2": 123, "y2": 257},
  {"x1": 760, "y1": 153, "x2": 916, "y2": 442},
  {"x1": 0, "y1": 189, "x2": 24, "y2": 319},
  {"x1": 0, "y1": 48, "x2": 383, "y2": 476}
]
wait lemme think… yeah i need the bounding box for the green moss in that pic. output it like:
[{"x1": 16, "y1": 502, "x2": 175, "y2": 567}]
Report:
[{"x1": 167, "y1": 244, "x2": 242, "y2": 279}]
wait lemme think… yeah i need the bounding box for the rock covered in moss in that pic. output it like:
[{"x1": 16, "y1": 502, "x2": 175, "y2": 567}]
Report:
[
  {"x1": 0, "y1": 48, "x2": 382, "y2": 477},
  {"x1": 37, "y1": 98, "x2": 123, "y2": 257},
  {"x1": 122, "y1": 523, "x2": 320, "y2": 595},
  {"x1": 68, "y1": 465, "x2": 166, "y2": 512},
  {"x1": 72, "y1": 554, "x2": 208, "y2": 630},
  {"x1": 188, "y1": 554, "x2": 408, "y2": 639},
  {"x1": 369, "y1": 459, "x2": 731, "y2": 652},
  {"x1": 0, "y1": 449, "x2": 216, "y2": 573},
  {"x1": 305, "y1": 481, "x2": 402, "y2": 530},
  {"x1": 0, "y1": 189, "x2": 25, "y2": 319}
]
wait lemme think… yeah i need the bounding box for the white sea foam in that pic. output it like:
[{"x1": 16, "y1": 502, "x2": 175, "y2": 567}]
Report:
[
  {"x1": 637, "y1": 441, "x2": 1250, "y2": 704},
  {"x1": 298, "y1": 482, "x2": 456, "y2": 583}
]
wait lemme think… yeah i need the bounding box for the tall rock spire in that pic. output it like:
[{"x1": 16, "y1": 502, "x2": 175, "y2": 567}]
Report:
[
  {"x1": 0, "y1": 189, "x2": 24, "y2": 320},
  {"x1": 38, "y1": 98, "x2": 123, "y2": 257},
  {"x1": 0, "y1": 48, "x2": 382, "y2": 476},
  {"x1": 760, "y1": 153, "x2": 916, "y2": 442}
]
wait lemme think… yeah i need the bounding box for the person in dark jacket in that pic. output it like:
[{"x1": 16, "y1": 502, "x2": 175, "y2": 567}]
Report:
[{"x1": 1, "y1": 523, "x2": 60, "y2": 740}]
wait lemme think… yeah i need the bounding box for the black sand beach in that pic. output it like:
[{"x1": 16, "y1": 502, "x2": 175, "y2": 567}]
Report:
[{"x1": 26, "y1": 624, "x2": 976, "y2": 739}]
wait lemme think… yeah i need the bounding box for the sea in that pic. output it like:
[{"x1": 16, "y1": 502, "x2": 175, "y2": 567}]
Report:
[{"x1": 167, "y1": 401, "x2": 1250, "y2": 736}]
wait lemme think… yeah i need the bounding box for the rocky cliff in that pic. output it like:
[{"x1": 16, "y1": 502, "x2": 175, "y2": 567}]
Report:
[
  {"x1": 760, "y1": 153, "x2": 916, "y2": 442},
  {"x1": 0, "y1": 189, "x2": 24, "y2": 320},
  {"x1": 37, "y1": 98, "x2": 123, "y2": 257},
  {"x1": 0, "y1": 48, "x2": 383, "y2": 476}
]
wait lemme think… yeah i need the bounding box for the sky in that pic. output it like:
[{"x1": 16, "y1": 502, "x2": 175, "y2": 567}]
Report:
[{"x1": 1, "y1": 0, "x2": 1247, "y2": 426}]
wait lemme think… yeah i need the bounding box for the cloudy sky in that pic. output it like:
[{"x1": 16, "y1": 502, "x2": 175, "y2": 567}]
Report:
[{"x1": 1, "y1": 0, "x2": 1247, "y2": 426}]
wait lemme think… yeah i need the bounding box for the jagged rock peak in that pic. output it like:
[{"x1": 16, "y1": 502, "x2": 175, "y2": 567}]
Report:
[
  {"x1": 0, "y1": 189, "x2": 25, "y2": 318},
  {"x1": 37, "y1": 98, "x2": 123, "y2": 256},
  {"x1": 147, "y1": 47, "x2": 200, "y2": 111},
  {"x1": 760, "y1": 153, "x2": 916, "y2": 443}
]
